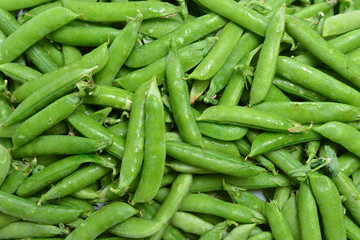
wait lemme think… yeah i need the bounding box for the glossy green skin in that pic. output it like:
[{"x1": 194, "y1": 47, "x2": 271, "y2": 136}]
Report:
[
  {"x1": 116, "y1": 38, "x2": 213, "y2": 92},
  {"x1": 48, "y1": 25, "x2": 120, "y2": 47},
  {"x1": 0, "y1": 143, "x2": 10, "y2": 187},
  {"x1": 89, "y1": 107, "x2": 112, "y2": 125},
  {"x1": 282, "y1": 193, "x2": 301, "y2": 240},
  {"x1": 171, "y1": 212, "x2": 214, "y2": 236},
  {"x1": 314, "y1": 122, "x2": 360, "y2": 157},
  {"x1": 166, "y1": 141, "x2": 265, "y2": 177},
  {"x1": 179, "y1": 193, "x2": 266, "y2": 224},
  {"x1": 166, "y1": 160, "x2": 214, "y2": 174},
  {"x1": 293, "y1": 2, "x2": 336, "y2": 19},
  {"x1": 0, "y1": 212, "x2": 18, "y2": 229},
  {"x1": 198, "y1": 105, "x2": 301, "y2": 132},
  {"x1": 309, "y1": 173, "x2": 346, "y2": 240},
  {"x1": 116, "y1": 81, "x2": 150, "y2": 195},
  {"x1": 345, "y1": 215, "x2": 360, "y2": 240},
  {"x1": 17, "y1": 154, "x2": 113, "y2": 197},
  {"x1": 12, "y1": 43, "x2": 108, "y2": 102},
  {"x1": 11, "y1": 135, "x2": 107, "y2": 158},
  {"x1": 84, "y1": 85, "x2": 133, "y2": 110},
  {"x1": 197, "y1": 121, "x2": 248, "y2": 141},
  {"x1": 132, "y1": 80, "x2": 165, "y2": 204},
  {"x1": 68, "y1": 111, "x2": 125, "y2": 160},
  {"x1": 189, "y1": 21, "x2": 243, "y2": 80},
  {"x1": 223, "y1": 224, "x2": 256, "y2": 240},
  {"x1": 39, "y1": 39, "x2": 64, "y2": 67},
  {"x1": 18, "y1": 1, "x2": 63, "y2": 24},
  {"x1": 0, "y1": 0, "x2": 50, "y2": 11},
  {"x1": 39, "y1": 164, "x2": 112, "y2": 202},
  {"x1": 272, "y1": 77, "x2": 327, "y2": 102},
  {"x1": 339, "y1": 152, "x2": 360, "y2": 176},
  {"x1": 65, "y1": 202, "x2": 138, "y2": 240},
  {"x1": 286, "y1": 15, "x2": 360, "y2": 89},
  {"x1": 109, "y1": 217, "x2": 163, "y2": 238},
  {"x1": 71, "y1": 185, "x2": 99, "y2": 200},
  {"x1": 199, "y1": 221, "x2": 228, "y2": 240},
  {"x1": 167, "y1": 49, "x2": 203, "y2": 147},
  {"x1": 125, "y1": 13, "x2": 227, "y2": 68},
  {"x1": 1, "y1": 161, "x2": 32, "y2": 194},
  {"x1": 266, "y1": 202, "x2": 294, "y2": 240},
  {"x1": 63, "y1": 0, "x2": 179, "y2": 22},
  {"x1": 62, "y1": 45, "x2": 82, "y2": 65},
  {"x1": 108, "y1": 122, "x2": 128, "y2": 138},
  {"x1": 0, "y1": 221, "x2": 65, "y2": 239},
  {"x1": 249, "y1": 131, "x2": 322, "y2": 157},
  {"x1": 140, "y1": 18, "x2": 181, "y2": 38},
  {"x1": 0, "y1": 7, "x2": 77, "y2": 64},
  {"x1": 322, "y1": 10, "x2": 360, "y2": 37},
  {"x1": 12, "y1": 93, "x2": 81, "y2": 148},
  {"x1": 218, "y1": 68, "x2": 245, "y2": 106},
  {"x1": 95, "y1": 18, "x2": 141, "y2": 85},
  {"x1": 0, "y1": 190, "x2": 82, "y2": 224},
  {"x1": 248, "y1": 232, "x2": 273, "y2": 240},
  {"x1": 249, "y1": 6, "x2": 284, "y2": 106},
  {"x1": 277, "y1": 56, "x2": 360, "y2": 107},
  {"x1": 190, "y1": 173, "x2": 291, "y2": 193},
  {"x1": 52, "y1": 196, "x2": 95, "y2": 218},
  {"x1": 190, "y1": 79, "x2": 210, "y2": 104},
  {"x1": 0, "y1": 63, "x2": 42, "y2": 84}
]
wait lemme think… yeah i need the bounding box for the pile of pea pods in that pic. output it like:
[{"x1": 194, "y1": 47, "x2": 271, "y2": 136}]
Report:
[{"x1": 1, "y1": 0, "x2": 360, "y2": 239}]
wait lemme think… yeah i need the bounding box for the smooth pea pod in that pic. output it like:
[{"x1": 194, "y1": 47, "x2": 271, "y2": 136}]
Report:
[
  {"x1": 71, "y1": 184, "x2": 99, "y2": 200},
  {"x1": 0, "y1": 7, "x2": 77, "y2": 64},
  {"x1": 339, "y1": 152, "x2": 360, "y2": 176},
  {"x1": 51, "y1": 196, "x2": 95, "y2": 218},
  {"x1": 266, "y1": 201, "x2": 294, "y2": 240},
  {"x1": 292, "y1": 1, "x2": 337, "y2": 19},
  {"x1": 1, "y1": 160, "x2": 33, "y2": 194},
  {"x1": 65, "y1": 202, "x2": 138, "y2": 240},
  {"x1": 11, "y1": 135, "x2": 107, "y2": 158},
  {"x1": 89, "y1": 107, "x2": 112, "y2": 125},
  {"x1": 223, "y1": 224, "x2": 256, "y2": 240},
  {"x1": 166, "y1": 48, "x2": 203, "y2": 147},
  {"x1": 108, "y1": 122, "x2": 128, "y2": 138},
  {"x1": 0, "y1": 143, "x2": 10, "y2": 187},
  {"x1": 322, "y1": 10, "x2": 360, "y2": 37},
  {"x1": 109, "y1": 217, "x2": 163, "y2": 238},
  {"x1": 309, "y1": 173, "x2": 346, "y2": 240},
  {"x1": 218, "y1": 68, "x2": 245, "y2": 106},
  {"x1": 0, "y1": 0, "x2": 51, "y2": 11},
  {"x1": 282, "y1": 193, "x2": 301, "y2": 240},
  {"x1": 140, "y1": 18, "x2": 181, "y2": 38},
  {"x1": 132, "y1": 80, "x2": 166, "y2": 204},
  {"x1": 248, "y1": 232, "x2": 273, "y2": 240},
  {"x1": 0, "y1": 212, "x2": 18, "y2": 229},
  {"x1": 0, "y1": 63, "x2": 42, "y2": 84},
  {"x1": 199, "y1": 221, "x2": 231, "y2": 240},
  {"x1": 62, "y1": 45, "x2": 82, "y2": 65},
  {"x1": 166, "y1": 160, "x2": 215, "y2": 174},
  {"x1": 345, "y1": 215, "x2": 360, "y2": 240},
  {"x1": 171, "y1": 212, "x2": 214, "y2": 236},
  {"x1": 39, "y1": 39, "x2": 64, "y2": 67}
]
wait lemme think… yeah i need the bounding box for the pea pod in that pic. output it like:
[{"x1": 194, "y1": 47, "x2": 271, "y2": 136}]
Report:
[
  {"x1": 1, "y1": 160, "x2": 33, "y2": 194},
  {"x1": 345, "y1": 215, "x2": 360, "y2": 240},
  {"x1": 339, "y1": 152, "x2": 360, "y2": 176},
  {"x1": 322, "y1": 10, "x2": 360, "y2": 37},
  {"x1": 199, "y1": 221, "x2": 231, "y2": 240},
  {"x1": 0, "y1": 143, "x2": 10, "y2": 187},
  {"x1": 223, "y1": 224, "x2": 256, "y2": 240},
  {"x1": 265, "y1": 201, "x2": 294, "y2": 240},
  {"x1": 109, "y1": 217, "x2": 163, "y2": 238},
  {"x1": 0, "y1": 63, "x2": 42, "y2": 84},
  {"x1": 171, "y1": 212, "x2": 214, "y2": 236}
]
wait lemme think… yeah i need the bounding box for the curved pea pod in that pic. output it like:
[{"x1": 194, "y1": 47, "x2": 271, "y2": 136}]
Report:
[
  {"x1": 309, "y1": 173, "x2": 346, "y2": 240},
  {"x1": 65, "y1": 202, "x2": 138, "y2": 240},
  {"x1": 0, "y1": 190, "x2": 82, "y2": 224},
  {"x1": 252, "y1": 102, "x2": 360, "y2": 124},
  {"x1": 1, "y1": 160, "x2": 33, "y2": 194},
  {"x1": 0, "y1": 221, "x2": 68, "y2": 239},
  {"x1": 171, "y1": 212, "x2": 214, "y2": 236},
  {"x1": 313, "y1": 121, "x2": 360, "y2": 157},
  {"x1": 179, "y1": 193, "x2": 266, "y2": 224},
  {"x1": 197, "y1": 105, "x2": 306, "y2": 132},
  {"x1": 0, "y1": 0, "x2": 52, "y2": 11},
  {"x1": 16, "y1": 154, "x2": 115, "y2": 197},
  {"x1": 223, "y1": 224, "x2": 256, "y2": 240},
  {"x1": 0, "y1": 7, "x2": 78, "y2": 64},
  {"x1": 11, "y1": 135, "x2": 108, "y2": 158},
  {"x1": 322, "y1": 10, "x2": 360, "y2": 37},
  {"x1": 84, "y1": 85, "x2": 133, "y2": 111},
  {"x1": 51, "y1": 196, "x2": 95, "y2": 218},
  {"x1": 345, "y1": 215, "x2": 360, "y2": 240},
  {"x1": 265, "y1": 201, "x2": 294, "y2": 240},
  {"x1": 0, "y1": 144, "x2": 10, "y2": 187},
  {"x1": 166, "y1": 141, "x2": 265, "y2": 177},
  {"x1": 109, "y1": 217, "x2": 164, "y2": 238},
  {"x1": 282, "y1": 193, "x2": 301, "y2": 240},
  {"x1": 140, "y1": 18, "x2": 181, "y2": 38},
  {"x1": 0, "y1": 212, "x2": 18, "y2": 229},
  {"x1": 339, "y1": 152, "x2": 360, "y2": 176},
  {"x1": 12, "y1": 42, "x2": 108, "y2": 103},
  {"x1": 248, "y1": 232, "x2": 273, "y2": 240},
  {"x1": 249, "y1": 131, "x2": 322, "y2": 157},
  {"x1": 199, "y1": 221, "x2": 232, "y2": 240},
  {"x1": 0, "y1": 63, "x2": 42, "y2": 84}
]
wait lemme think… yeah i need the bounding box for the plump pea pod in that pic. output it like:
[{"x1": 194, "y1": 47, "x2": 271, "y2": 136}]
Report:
[
  {"x1": 199, "y1": 221, "x2": 231, "y2": 240},
  {"x1": 71, "y1": 184, "x2": 99, "y2": 200},
  {"x1": 1, "y1": 160, "x2": 33, "y2": 194},
  {"x1": 166, "y1": 160, "x2": 215, "y2": 174},
  {"x1": 39, "y1": 164, "x2": 112, "y2": 203},
  {"x1": 18, "y1": 1, "x2": 63, "y2": 24},
  {"x1": 339, "y1": 152, "x2": 360, "y2": 176},
  {"x1": 39, "y1": 39, "x2": 64, "y2": 67},
  {"x1": 6, "y1": 68, "x2": 94, "y2": 126},
  {"x1": 313, "y1": 121, "x2": 360, "y2": 157},
  {"x1": 84, "y1": 85, "x2": 133, "y2": 110},
  {"x1": 0, "y1": 7, "x2": 77, "y2": 64},
  {"x1": 223, "y1": 224, "x2": 256, "y2": 240},
  {"x1": 116, "y1": 38, "x2": 213, "y2": 92},
  {"x1": 0, "y1": 143, "x2": 10, "y2": 187},
  {"x1": 322, "y1": 10, "x2": 360, "y2": 37},
  {"x1": 115, "y1": 80, "x2": 151, "y2": 196},
  {"x1": 140, "y1": 18, "x2": 181, "y2": 38},
  {"x1": 332, "y1": 172, "x2": 360, "y2": 225},
  {"x1": 252, "y1": 102, "x2": 360, "y2": 124},
  {"x1": 188, "y1": 22, "x2": 243, "y2": 80},
  {"x1": 12, "y1": 43, "x2": 108, "y2": 103},
  {"x1": 62, "y1": 0, "x2": 178, "y2": 22},
  {"x1": 109, "y1": 217, "x2": 163, "y2": 238},
  {"x1": 249, "y1": 131, "x2": 322, "y2": 157},
  {"x1": 167, "y1": 48, "x2": 203, "y2": 147},
  {"x1": 345, "y1": 215, "x2": 360, "y2": 240},
  {"x1": 95, "y1": 16, "x2": 141, "y2": 85},
  {"x1": 276, "y1": 56, "x2": 360, "y2": 107},
  {"x1": 11, "y1": 135, "x2": 107, "y2": 158},
  {"x1": 282, "y1": 193, "x2": 301, "y2": 240},
  {"x1": 190, "y1": 173, "x2": 291, "y2": 193},
  {"x1": 0, "y1": 190, "x2": 82, "y2": 224},
  {"x1": 68, "y1": 110, "x2": 125, "y2": 160},
  {"x1": 89, "y1": 107, "x2": 112, "y2": 125},
  {"x1": 17, "y1": 154, "x2": 115, "y2": 197},
  {"x1": 132, "y1": 80, "x2": 166, "y2": 204},
  {"x1": 0, "y1": 221, "x2": 68, "y2": 239},
  {"x1": 166, "y1": 141, "x2": 265, "y2": 177},
  {"x1": 309, "y1": 173, "x2": 346, "y2": 240},
  {"x1": 12, "y1": 93, "x2": 82, "y2": 149},
  {"x1": 171, "y1": 212, "x2": 214, "y2": 236},
  {"x1": 248, "y1": 232, "x2": 273, "y2": 240},
  {"x1": 108, "y1": 122, "x2": 128, "y2": 138},
  {"x1": 125, "y1": 13, "x2": 227, "y2": 68},
  {"x1": 62, "y1": 45, "x2": 82, "y2": 65},
  {"x1": 293, "y1": 1, "x2": 337, "y2": 19},
  {"x1": 51, "y1": 196, "x2": 95, "y2": 218},
  {"x1": 0, "y1": 0, "x2": 51, "y2": 11},
  {"x1": 273, "y1": 186, "x2": 291, "y2": 211},
  {"x1": 249, "y1": 5, "x2": 284, "y2": 106},
  {"x1": 0, "y1": 212, "x2": 18, "y2": 229},
  {"x1": 0, "y1": 63, "x2": 42, "y2": 84},
  {"x1": 65, "y1": 202, "x2": 138, "y2": 240},
  {"x1": 218, "y1": 68, "x2": 245, "y2": 106},
  {"x1": 198, "y1": 105, "x2": 305, "y2": 132},
  {"x1": 265, "y1": 201, "x2": 294, "y2": 240},
  {"x1": 179, "y1": 193, "x2": 266, "y2": 224},
  {"x1": 286, "y1": 15, "x2": 360, "y2": 89}
]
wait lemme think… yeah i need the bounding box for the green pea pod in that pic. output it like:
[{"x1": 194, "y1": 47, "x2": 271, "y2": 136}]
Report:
[
  {"x1": 51, "y1": 196, "x2": 95, "y2": 218},
  {"x1": 248, "y1": 232, "x2": 273, "y2": 240},
  {"x1": 39, "y1": 39, "x2": 64, "y2": 67},
  {"x1": 171, "y1": 212, "x2": 214, "y2": 236},
  {"x1": 309, "y1": 173, "x2": 346, "y2": 240},
  {"x1": 223, "y1": 224, "x2": 256, "y2": 240},
  {"x1": 266, "y1": 201, "x2": 294, "y2": 240},
  {"x1": 322, "y1": 10, "x2": 360, "y2": 37},
  {"x1": 109, "y1": 217, "x2": 163, "y2": 238},
  {"x1": 62, "y1": 45, "x2": 82, "y2": 65},
  {"x1": 0, "y1": 0, "x2": 51, "y2": 11},
  {"x1": 0, "y1": 63, "x2": 42, "y2": 84},
  {"x1": 1, "y1": 161, "x2": 33, "y2": 194},
  {"x1": 65, "y1": 202, "x2": 138, "y2": 240},
  {"x1": 17, "y1": 154, "x2": 115, "y2": 197},
  {"x1": 11, "y1": 135, "x2": 108, "y2": 158},
  {"x1": 89, "y1": 107, "x2": 112, "y2": 125},
  {"x1": 0, "y1": 212, "x2": 18, "y2": 229},
  {"x1": 140, "y1": 18, "x2": 181, "y2": 38},
  {"x1": 339, "y1": 152, "x2": 360, "y2": 176},
  {"x1": 282, "y1": 193, "x2": 301, "y2": 240},
  {"x1": 132, "y1": 79, "x2": 166, "y2": 204},
  {"x1": 218, "y1": 68, "x2": 246, "y2": 106},
  {"x1": 199, "y1": 221, "x2": 231, "y2": 240},
  {"x1": 0, "y1": 143, "x2": 10, "y2": 187},
  {"x1": 345, "y1": 215, "x2": 360, "y2": 240}
]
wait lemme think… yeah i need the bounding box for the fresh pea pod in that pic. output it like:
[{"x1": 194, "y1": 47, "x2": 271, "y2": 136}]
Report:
[
  {"x1": 171, "y1": 212, "x2": 214, "y2": 236},
  {"x1": 266, "y1": 201, "x2": 294, "y2": 240},
  {"x1": 0, "y1": 143, "x2": 10, "y2": 187},
  {"x1": 223, "y1": 224, "x2": 256, "y2": 240},
  {"x1": 51, "y1": 196, "x2": 95, "y2": 218},
  {"x1": 322, "y1": 10, "x2": 360, "y2": 37},
  {"x1": 109, "y1": 217, "x2": 163, "y2": 238},
  {"x1": 0, "y1": 212, "x2": 18, "y2": 229},
  {"x1": 199, "y1": 221, "x2": 231, "y2": 240},
  {"x1": 339, "y1": 152, "x2": 360, "y2": 176},
  {"x1": 62, "y1": 45, "x2": 82, "y2": 65},
  {"x1": 1, "y1": 160, "x2": 33, "y2": 194},
  {"x1": 0, "y1": 63, "x2": 42, "y2": 84},
  {"x1": 345, "y1": 215, "x2": 360, "y2": 240}
]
